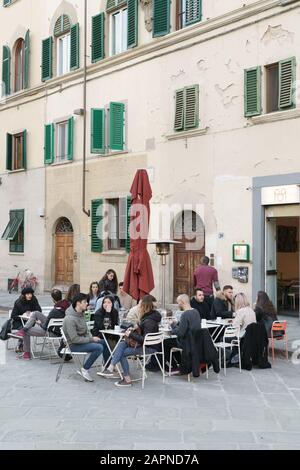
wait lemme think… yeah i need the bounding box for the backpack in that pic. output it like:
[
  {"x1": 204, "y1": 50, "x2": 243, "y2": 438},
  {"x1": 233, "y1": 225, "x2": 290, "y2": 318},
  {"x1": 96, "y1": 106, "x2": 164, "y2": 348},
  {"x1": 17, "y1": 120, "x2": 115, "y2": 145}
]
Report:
[{"x1": 0, "y1": 319, "x2": 12, "y2": 340}]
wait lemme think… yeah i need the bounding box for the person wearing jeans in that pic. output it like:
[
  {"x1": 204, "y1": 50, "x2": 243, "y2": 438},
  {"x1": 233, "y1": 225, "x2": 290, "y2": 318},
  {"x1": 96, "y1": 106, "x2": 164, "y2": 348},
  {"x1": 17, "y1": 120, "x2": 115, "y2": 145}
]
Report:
[
  {"x1": 98, "y1": 295, "x2": 161, "y2": 387},
  {"x1": 63, "y1": 293, "x2": 104, "y2": 382}
]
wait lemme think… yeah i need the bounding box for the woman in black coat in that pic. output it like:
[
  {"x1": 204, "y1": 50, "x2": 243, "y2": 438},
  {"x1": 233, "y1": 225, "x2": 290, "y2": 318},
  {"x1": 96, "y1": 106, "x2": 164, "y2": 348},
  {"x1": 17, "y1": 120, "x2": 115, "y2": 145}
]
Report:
[
  {"x1": 92, "y1": 296, "x2": 119, "y2": 337},
  {"x1": 98, "y1": 269, "x2": 118, "y2": 294},
  {"x1": 98, "y1": 295, "x2": 162, "y2": 386},
  {"x1": 11, "y1": 287, "x2": 41, "y2": 330}
]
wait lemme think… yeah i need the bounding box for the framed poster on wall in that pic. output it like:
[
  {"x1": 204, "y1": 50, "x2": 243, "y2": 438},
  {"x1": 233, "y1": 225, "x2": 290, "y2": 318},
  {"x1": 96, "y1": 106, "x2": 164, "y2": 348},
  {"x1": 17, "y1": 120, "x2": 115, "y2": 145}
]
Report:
[{"x1": 232, "y1": 244, "x2": 250, "y2": 262}]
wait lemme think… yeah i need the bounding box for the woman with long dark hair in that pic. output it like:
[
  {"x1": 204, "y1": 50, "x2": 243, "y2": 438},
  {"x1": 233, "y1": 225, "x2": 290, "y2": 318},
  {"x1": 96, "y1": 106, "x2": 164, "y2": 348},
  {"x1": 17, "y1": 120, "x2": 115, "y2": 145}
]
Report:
[
  {"x1": 99, "y1": 269, "x2": 118, "y2": 294},
  {"x1": 65, "y1": 284, "x2": 80, "y2": 303},
  {"x1": 97, "y1": 295, "x2": 161, "y2": 386},
  {"x1": 87, "y1": 281, "x2": 99, "y2": 310},
  {"x1": 255, "y1": 290, "x2": 278, "y2": 337}
]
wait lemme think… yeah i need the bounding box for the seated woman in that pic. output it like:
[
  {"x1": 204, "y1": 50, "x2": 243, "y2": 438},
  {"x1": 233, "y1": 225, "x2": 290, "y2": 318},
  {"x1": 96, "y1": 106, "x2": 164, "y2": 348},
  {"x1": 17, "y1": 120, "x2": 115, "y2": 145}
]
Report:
[
  {"x1": 87, "y1": 281, "x2": 99, "y2": 311},
  {"x1": 97, "y1": 295, "x2": 161, "y2": 387},
  {"x1": 92, "y1": 295, "x2": 119, "y2": 368},
  {"x1": 11, "y1": 289, "x2": 68, "y2": 359},
  {"x1": 233, "y1": 293, "x2": 256, "y2": 337},
  {"x1": 254, "y1": 291, "x2": 278, "y2": 337}
]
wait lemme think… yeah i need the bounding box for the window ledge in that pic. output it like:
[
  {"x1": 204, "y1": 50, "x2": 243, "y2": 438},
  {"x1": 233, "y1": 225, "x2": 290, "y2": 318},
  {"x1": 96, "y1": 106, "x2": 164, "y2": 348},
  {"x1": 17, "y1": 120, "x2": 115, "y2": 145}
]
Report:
[
  {"x1": 9, "y1": 252, "x2": 25, "y2": 256},
  {"x1": 101, "y1": 250, "x2": 127, "y2": 257},
  {"x1": 7, "y1": 169, "x2": 26, "y2": 175},
  {"x1": 91, "y1": 150, "x2": 128, "y2": 158},
  {"x1": 49, "y1": 160, "x2": 73, "y2": 167},
  {"x1": 247, "y1": 108, "x2": 300, "y2": 125},
  {"x1": 165, "y1": 127, "x2": 209, "y2": 141}
]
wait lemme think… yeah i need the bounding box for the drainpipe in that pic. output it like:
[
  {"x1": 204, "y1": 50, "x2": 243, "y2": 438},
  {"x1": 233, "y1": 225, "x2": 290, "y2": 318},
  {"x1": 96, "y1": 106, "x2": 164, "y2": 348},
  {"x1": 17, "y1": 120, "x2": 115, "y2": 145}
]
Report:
[{"x1": 82, "y1": 0, "x2": 90, "y2": 217}]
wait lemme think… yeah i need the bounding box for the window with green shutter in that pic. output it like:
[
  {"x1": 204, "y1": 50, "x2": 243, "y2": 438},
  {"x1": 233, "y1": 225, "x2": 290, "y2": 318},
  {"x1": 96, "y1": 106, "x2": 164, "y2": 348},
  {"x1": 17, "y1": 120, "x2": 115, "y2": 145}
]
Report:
[
  {"x1": 153, "y1": 0, "x2": 170, "y2": 37},
  {"x1": 127, "y1": 0, "x2": 138, "y2": 49},
  {"x1": 24, "y1": 30, "x2": 30, "y2": 89},
  {"x1": 2, "y1": 45, "x2": 11, "y2": 96},
  {"x1": 91, "y1": 109, "x2": 105, "y2": 154},
  {"x1": 244, "y1": 66, "x2": 261, "y2": 117},
  {"x1": 92, "y1": 12, "x2": 105, "y2": 62},
  {"x1": 70, "y1": 23, "x2": 80, "y2": 70},
  {"x1": 106, "y1": 0, "x2": 127, "y2": 12},
  {"x1": 91, "y1": 199, "x2": 103, "y2": 253},
  {"x1": 67, "y1": 117, "x2": 74, "y2": 160},
  {"x1": 6, "y1": 131, "x2": 27, "y2": 171},
  {"x1": 44, "y1": 123, "x2": 54, "y2": 165},
  {"x1": 278, "y1": 57, "x2": 296, "y2": 110},
  {"x1": 174, "y1": 85, "x2": 199, "y2": 131},
  {"x1": 184, "y1": 0, "x2": 202, "y2": 26},
  {"x1": 109, "y1": 102, "x2": 125, "y2": 151},
  {"x1": 1, "y1": 210, "x2": 25, "y2": 254},
  {"x1": 41, "y1": 37, "x2": 53, "y2": 82}
]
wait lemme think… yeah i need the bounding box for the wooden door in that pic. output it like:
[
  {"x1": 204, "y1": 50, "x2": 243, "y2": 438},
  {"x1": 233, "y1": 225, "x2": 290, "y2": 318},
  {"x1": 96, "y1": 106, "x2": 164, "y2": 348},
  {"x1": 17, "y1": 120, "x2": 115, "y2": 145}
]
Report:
[
  {"x1": 173, "y1": 238, "x2": 204, "y2": 301},
  {"x1": 55, "y1": 233, "x2": 74, "y2": 284}
]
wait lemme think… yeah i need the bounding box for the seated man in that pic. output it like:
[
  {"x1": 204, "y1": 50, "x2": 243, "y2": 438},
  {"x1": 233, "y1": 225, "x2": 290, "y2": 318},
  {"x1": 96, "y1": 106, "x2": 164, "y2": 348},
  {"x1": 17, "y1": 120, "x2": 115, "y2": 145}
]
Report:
[
  {"x1": 10, "y1": 288, "x2": 68, "y2": 360},
  {"x1": 170, "y1": 294, "x2": 219, "y2": 376},
  {"x1": 210, "y1": 285, "x2": 234, "y2": 319},
  {"x1": 63, "y1": 293, "x2": 104, "y2": 382},
  {"x1": 190, "y1": 289, "x2": 211, "y2": 320}
]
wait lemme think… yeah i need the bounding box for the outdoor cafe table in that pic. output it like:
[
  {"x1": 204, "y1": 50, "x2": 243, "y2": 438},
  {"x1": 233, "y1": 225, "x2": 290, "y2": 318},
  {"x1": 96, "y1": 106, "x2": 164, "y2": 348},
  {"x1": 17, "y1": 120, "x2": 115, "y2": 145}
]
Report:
[
  {"x1": 205, "y1": 318, "x2": 233, "y2": 342},
  {"x1": 99, "y1": 329, "x2": 125, "y2": 379}
]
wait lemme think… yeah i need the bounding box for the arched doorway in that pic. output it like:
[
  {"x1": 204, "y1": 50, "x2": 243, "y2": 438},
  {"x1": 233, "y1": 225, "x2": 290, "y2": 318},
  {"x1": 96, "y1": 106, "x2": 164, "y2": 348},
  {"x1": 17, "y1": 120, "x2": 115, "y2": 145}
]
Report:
[
  {"x1": 173, "y1": 211, "x2": 205, "y2": 301},
  {"x1": 55, "y1": 217, "x2": 74, "y2": 284}
]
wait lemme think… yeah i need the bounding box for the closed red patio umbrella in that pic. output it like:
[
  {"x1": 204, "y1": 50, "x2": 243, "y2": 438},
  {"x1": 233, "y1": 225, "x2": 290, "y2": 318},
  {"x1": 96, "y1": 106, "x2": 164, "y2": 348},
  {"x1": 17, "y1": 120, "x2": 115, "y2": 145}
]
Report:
[{"x1": 123, "y1": 169, "x2": 154, "y2": 301}]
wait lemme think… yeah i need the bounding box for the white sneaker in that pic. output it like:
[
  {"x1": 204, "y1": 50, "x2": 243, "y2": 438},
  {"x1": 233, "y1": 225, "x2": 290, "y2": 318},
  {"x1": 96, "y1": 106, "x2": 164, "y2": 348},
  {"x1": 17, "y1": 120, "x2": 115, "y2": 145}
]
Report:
[{"x1": 77, "y1": 367, "x2": 94, "y2": 382}]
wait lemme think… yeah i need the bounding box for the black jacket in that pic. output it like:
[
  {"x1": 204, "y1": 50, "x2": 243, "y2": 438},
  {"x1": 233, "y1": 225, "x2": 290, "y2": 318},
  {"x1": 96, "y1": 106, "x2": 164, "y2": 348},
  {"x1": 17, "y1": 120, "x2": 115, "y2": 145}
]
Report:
[
  {"x1": 172, "y1": 309, "x2": 219, "y2": 376},
  {"x1": 241, "y1": 321, "x2": 271, "y2": 370},
  {"x1": 129, "y1": 310, "x2": 162, "y2": 348},
  {"x1": 43, "y1": 300, "x2": 70, "y2": 336},
  {"x1": 98, "y1": 279, "x2": 117, "y2": 294},
  {"x1": 211, "y1": 298, "x2": 233, "y2": 320},
  {"x1": 190, "y1": 298, "x2": 211, "y2": 320},
  {"x1": 11, "y1": 296, "x2": 41, "y2": 330},
  {"x1": 92, "y1": 308, "x2": 119, "y2": 337}
]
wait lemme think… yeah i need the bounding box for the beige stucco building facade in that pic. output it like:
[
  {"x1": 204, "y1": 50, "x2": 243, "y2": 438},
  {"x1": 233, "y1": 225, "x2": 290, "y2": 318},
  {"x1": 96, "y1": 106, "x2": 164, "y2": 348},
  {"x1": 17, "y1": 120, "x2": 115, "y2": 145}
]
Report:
[{"x1": 0, "y1": 0, "x2": 299, "y2": 315}]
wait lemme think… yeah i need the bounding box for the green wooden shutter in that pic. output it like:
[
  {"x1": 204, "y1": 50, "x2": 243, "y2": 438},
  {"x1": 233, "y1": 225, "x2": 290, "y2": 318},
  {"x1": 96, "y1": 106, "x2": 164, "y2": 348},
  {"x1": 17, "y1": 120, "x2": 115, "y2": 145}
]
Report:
[
  {"x1": 127, "y1": 0, "x2": 138, "y2": 49},
  {"x1": 91, "y1": 199, "x2": 103, "y2": 252},
  {"x1": 24, "y1": 30, "x2": 30, "y2": 89},
  {"x1": 185, "y1": 0, "x2": 202, "y2": 26},
  {"x1": 91, "y1": 108, "x2": 105, "y2": 154},
  {"x1": 70, "y1": 23, "x2": 80, "y2": 70},
  {"x1": 41, "y1": 37, "x2": 53, "y2": 82},
  {"x1": 244, "y1": 66, "x2": 261, "y2": 117},
  {"x1": 22, "y1": 130, "x2": 27, "y2": 170},
  {"x1": 2, "y1": 45, "x2": 11, "y2": 96},
  {"x1": 109, "y1": 102, "x2": 125, "y2": 151},
  {"x1": 67, "y1": 117, "x2": 74, "y2": 160},
  {"x1": 184, "y1": 85, "x2": 199, "y2": 129},
  {"x1": 174, "y1": 89, "x2": 184, "y2": 131},
  {"x1": 6, "y1": 133, "x2": 12, "y2": 171},
  {"x1": 126, "y1": 196, "x2": 132, "y2": 253},
  {"x1": 44, "y1": 124, "x2": 54, "y2": 165},
  {"x1": 278, "y1": 57, "x2": 296, "y2": 110},
  {"x1": 153, "y1": 0, "x2": 170, "y2": 37},
  {"x1": 92, "y1": 12, "x2": 105, "y2": 63}
]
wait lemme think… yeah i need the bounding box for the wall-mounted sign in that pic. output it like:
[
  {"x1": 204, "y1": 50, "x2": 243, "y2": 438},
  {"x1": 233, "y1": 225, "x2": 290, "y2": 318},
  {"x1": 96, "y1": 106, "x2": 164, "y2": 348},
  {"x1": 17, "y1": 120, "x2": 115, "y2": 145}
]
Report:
[
  {"x1": 261, "y1": 184, "x2": 300, "y2": 206},
  {"x1": 232, "y1": 267, "x2": 249, "y2": 283},
  {"x1": 232, "y1": 244, "x2": 250, "y2": 262}
]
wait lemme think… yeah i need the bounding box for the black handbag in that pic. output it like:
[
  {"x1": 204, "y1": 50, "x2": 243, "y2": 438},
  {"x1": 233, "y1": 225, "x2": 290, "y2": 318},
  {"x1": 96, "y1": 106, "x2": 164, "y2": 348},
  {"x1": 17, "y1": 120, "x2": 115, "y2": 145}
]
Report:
[{"x1": 0, "y1": 319, "x2": 12, "y2": 340}]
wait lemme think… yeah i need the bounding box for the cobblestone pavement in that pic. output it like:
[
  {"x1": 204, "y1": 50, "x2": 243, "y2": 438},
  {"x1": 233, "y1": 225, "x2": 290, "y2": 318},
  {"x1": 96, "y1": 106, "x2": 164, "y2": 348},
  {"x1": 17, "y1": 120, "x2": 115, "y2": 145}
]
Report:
[{"x1": 1, "y1": 333, "x2": 300, "y2": 450}]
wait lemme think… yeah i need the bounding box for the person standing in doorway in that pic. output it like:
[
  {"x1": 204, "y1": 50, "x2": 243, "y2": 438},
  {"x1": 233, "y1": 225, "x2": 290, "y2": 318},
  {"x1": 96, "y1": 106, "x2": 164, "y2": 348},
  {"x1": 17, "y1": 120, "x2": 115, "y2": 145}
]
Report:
[{"x1": 193, "y1": 256, "x2": 220, "y2": 309}]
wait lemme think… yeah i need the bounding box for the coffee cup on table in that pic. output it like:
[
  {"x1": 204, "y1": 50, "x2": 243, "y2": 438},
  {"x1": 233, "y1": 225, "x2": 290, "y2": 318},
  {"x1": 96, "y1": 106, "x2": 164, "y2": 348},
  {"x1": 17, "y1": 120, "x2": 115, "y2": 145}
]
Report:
[
  {"x1": 216, "y1": 317, "x2": 221, "y2": 322},
  {"x1": 202, "y1": 319, "x2": 207, "y2": 328}
]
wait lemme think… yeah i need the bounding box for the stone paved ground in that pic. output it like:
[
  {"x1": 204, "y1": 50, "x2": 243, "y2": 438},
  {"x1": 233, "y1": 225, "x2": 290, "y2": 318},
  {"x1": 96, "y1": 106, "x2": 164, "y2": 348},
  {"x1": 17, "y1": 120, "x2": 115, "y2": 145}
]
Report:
[
  {"x1": 1, "y1": 291, "x2": 300, "y2": 450},
  {"x1": 0, "y1": 332, "x2": 300, "y2": 450}
]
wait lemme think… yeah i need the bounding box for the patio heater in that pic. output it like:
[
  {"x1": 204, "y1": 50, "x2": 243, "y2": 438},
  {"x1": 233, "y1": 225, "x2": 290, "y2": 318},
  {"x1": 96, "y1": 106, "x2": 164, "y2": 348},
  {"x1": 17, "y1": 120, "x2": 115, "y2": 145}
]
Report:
[{"x1": 149, "y1": 240, "x2": 180, "y2": 311}]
